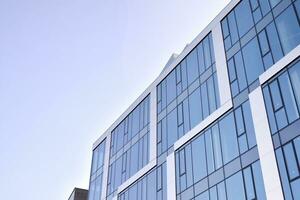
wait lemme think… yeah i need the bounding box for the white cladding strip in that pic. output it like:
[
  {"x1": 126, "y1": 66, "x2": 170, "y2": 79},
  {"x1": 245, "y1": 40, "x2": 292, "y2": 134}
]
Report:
[
  {"x1": 259, "y1": 44, "x2": 300, "y2": 84},
  {"x1": 93, "y1": 0, "x2": 242, "y2": 150},
  {"x1": 212, "y1": 22, "x2": 231, "y2": 105},
  {"x1": 117, "y1": 158, "x2": 156, "y2": 194},
  {"x1": 149, "y1": 87, "x2": 157, "y2": 162},
  {"x1": 249, "y1": 87, "x2": 284, "y2": 200},
  {"x1": 101, "y1": 134, "x2": 111, "y2": 200},
  {"x1": 167, "y1": 153, "x2": 176, "y2": 200},
  {"x1": 174, "y1": 99, "x2": 232, "y2": 150}
]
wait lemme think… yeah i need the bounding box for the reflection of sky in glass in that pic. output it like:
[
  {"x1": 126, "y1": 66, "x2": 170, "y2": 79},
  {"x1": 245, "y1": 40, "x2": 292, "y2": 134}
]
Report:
[{"x1": 0, "y1": 0, "x2": 229, "y2": 199}]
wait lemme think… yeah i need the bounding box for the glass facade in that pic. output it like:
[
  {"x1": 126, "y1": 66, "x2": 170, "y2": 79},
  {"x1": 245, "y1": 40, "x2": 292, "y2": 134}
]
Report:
[
  {"x1": 222, "y1": 0, "x2": 300, "y2": 97},
  {"x1": 157, "y1": 32, "x2": 220, "y2": 157},
  {"x1": 175, "y1": 100, "x2": 265, "y2": 200},
  {"x1": 88, "y1": 140, "x2": 106, "y2": 200},
  {"x1": 87, "y1": 0, "x2": 300, "y2": 199},
  {"x1": 263, "y1": 58, "x2": 300, "y2": 200},
  {"x1": 106, "y1": 96, "x2": 150, "y2": 199},
  {"x1": 118, "y1": 163, "x2": 167, "y2": 200}
]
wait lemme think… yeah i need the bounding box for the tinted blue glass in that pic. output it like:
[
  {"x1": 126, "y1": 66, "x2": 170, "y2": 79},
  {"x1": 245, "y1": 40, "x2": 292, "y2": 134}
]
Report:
[
  {"x1": 213, "y1": 73, "x2": 220, "y2": 107},
  {"x1": 115, "y1": 157, "x2": 123, "y2": 187},
  {"x1": 192, "y1": 135, "x2": 207, "y2": 182},
  {"x1": 187, "y1": 49, "x2": 199, "y2": 85},
  {"x1": 219, "y1": 113, "x2": 239, "y2": 164},
  {"x1": 289, "y1": 61, "x2": 300, "y2": 110},
  {"x1": 212, "y1": 124, "x2": 223, "y2": 169},
  {"x1": 161, "y1": 118, "x2": 167, "y2": 153},
  {"x1": 266, "y1": 22, "x2": 284, "y2": 63},
  {"x1": 283, "y1": 143, "x2": 299, "y2": 180},
  {"x1": 253, "y1": 7, "x2": 263, "y2": 23},
  {"x1": 294, "y1": 136, "x2": 300, "y2": 164},
  {"x1": 243, "y1": 101, "x2": 257, "y2": 148},
  {"x1": 167, "y1": 108, "x2": 178, "y2": 148},
  {"x1": 270, "y1": 80, "x2": 282, "y2": 110},
  {"x1": 296, "y1": 0, "x2": 300, "y2": 17},
  {"x1": 239, "y1": 134, "x2": 248, "y2": 153},
  {"x1": 228, "y1": 58, "x2": 236, "y2": 82},
  {"x1": 263, "y1": 87, "x2": 278, "y2": 134},
  {"x1": 183, "y1": 98, "x2": 190, "y2": 133},
  {"x1": 181, "y1": 61, "x2": 188, "y2": 91},
  {"x1": 185, "y1": 144, "x2": 194, "y2": 188},
  {"x1": 203, "y1": 37, "x2": 212, "y2": 69},
  {"x1": 147, "y1": 171, "x2": 156, "y2": 200},
  {"x1": 276, "y1": 149, "x2": 294, "y2": 200},
  {"x1": 129, "y1": 184, "x2": 137, "y2": 200},
  {"x1": 278, "y1": 72, "x2": 299, "y2": 123},
  {"x1": 252, "y1": 161, "x2": 267, "y2": 200},
  {"x1": 259, "y1": 0, "x2": 271, "y2": 16},
  {"x1": 210, "y1": 186, "x2": 218, "y2": 200},
  {"x1": 195, "y1": 191, "x2": 209, "y2": 200},
  {"x1": 275, "y1": 108, "x2": 288, "y2": 130},
  {"x1": 201, "y1": 83, "x2": 209, "y2": 118},
  {"x1": 228, "y1": 12, "x2": 239, "y2": 45},
  {"x1": 189, "y1": 88, "x2": 203, "y2": 128},
  {"x1": 132, "y1": 108, "x2": 140, "y2": 137},
  {"x1": 242, "y1": 37, "x2": 264, "y2": 84},
  {"x1": 235, "y1": 107, "x2": 245, "y2": 136},
  {"x1": 291, "y1": 179, "x2": 300, "y2": 199},
  {"x1": 235, "y1": 52, "x2": 248, "y2": 91},
  {"x1": 270, "y1": 0, "x2": 282, "y2": 8},
  {"x1": 244, "y1": 167, "x2": 255, "y2": 200},
  {"x1": 258, "y1": 30, "x2": 270, "y2": 55},
  {"x1": 208, "y1": 76, "x2": 217, "y2": 113},
  {"x1": 226, "y1": 172, "x2": 246, "y2": 200},
  {"x1": 205, "y1": 130, "x2": 215, "y2": 174},
  {"x1": 197, "y1": 43, "x2": 206, "y2": 74},
  {"x1": 235, "y1": 0, "x2": 254, "y2": 37},
  {"x1": 166, "y1": 70, "x2": 176, "y2": 105},
  {"x1": 222, "y1": 18, "x2": 229, "y2": 38},
  {"x1": 275, "y1": 6, "x2": 300, "y2": 54},
  {"x1": 250, "y1": 0, "x2": 259, "y2": 10},
  {"x1": 217, "y1": 182, "x2": 227, "y2": 200}
]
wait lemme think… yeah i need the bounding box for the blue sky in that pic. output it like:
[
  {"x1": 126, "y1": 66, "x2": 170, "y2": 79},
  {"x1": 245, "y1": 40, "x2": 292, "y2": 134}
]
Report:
[{"x1": 0, "y1": 0, "x2": 229, "y2": 199}]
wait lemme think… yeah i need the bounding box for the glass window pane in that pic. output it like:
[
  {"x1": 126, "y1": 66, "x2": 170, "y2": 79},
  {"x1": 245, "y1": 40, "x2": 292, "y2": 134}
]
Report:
[
  {"x1": 242, "y1": 37, "x2": 264, "y2": 84},
  {"x1": 203, "y1": 37, "x2": 212, "y2": 69},
  {"x1": 217, "y1": 182, "x2": 227, "y2": 200},
  {"x1": 263, "y1": 87, "x2": 278, "y2": 134},
  {"x1": 275, "y1": 108, "x2": 288, "y2": 130},
  {"x1": 289, "y1": 61, "x2": 300, "y2": 110},
  {"x1": 243, "y1": 167, "x2": 256, "y2": 200},
  {"x1": 235, "y1": 52, "x2": 248, "y2": 91},
  {"x1": 187, "y1": 49, "x2": 199, "y2": 85},
  {"x1": 192, "y1": 135, "x2": 207, "y2": 182},
  {"x1": 205, "y1": 129, "x2": 215, "y2": 174},
  {"x1": 220, "y1": 113, "x2": 239, "y2": 164},
  {"x1": 212, "y1": 124, "x2": 223, "y2": 169},
  {"x1": 226, "y1": 172, "x2": 246, "y2": 200},
  {"x1": 235, "y1": 0, "x2": 254, "y2": 37},
  {"x1": 270, "y1": 79, "x2": 283, "y2": 110},
  {"x1": 189, "y1": 88, "x2": 203, "y2": 128},
  {"x1": 283, "y1": 143, "x2": 299, "y2": 180},
  {"x1": 195, "y1": 191, "x2": 209, "y2": 200},
  {"x1": 252, "y1": 161, "x2": 267, "y2": 200},
  {"x1": 208, "y1": 76, "x2": 217, "y2": 113},
  {"x1": 228, "y1": 12, "x2": 239, "y2": 45},
  {"x1": 167, "y1": 108, "x2": 178, "y2": 148},
  {"x1": 166, "y1": 70, "x2": 177, "y2": 105},
  {"x1": 291, "y1": 179, "x2": 300, "y2": 200},
  {"x1": 275, "y1": 6, "x2": 300, "y2": 54},
  {"x1": 201, "y1": 82, "x2": 210, "y2": 119},
  {"x1": 197, "y1": 43, "x2": 206, "y2": 74},
  {"x1": 278, "y1": 72, "x2": 299, "y2": 123},
  {"x1": 266, "y1": 22, "x2": 283, "y2": 63}
]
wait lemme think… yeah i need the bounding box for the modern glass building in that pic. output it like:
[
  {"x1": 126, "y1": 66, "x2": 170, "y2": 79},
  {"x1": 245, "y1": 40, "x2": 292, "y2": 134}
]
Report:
[{"x1": 87, "y1": 0, "x2": 300, "y2": 199}]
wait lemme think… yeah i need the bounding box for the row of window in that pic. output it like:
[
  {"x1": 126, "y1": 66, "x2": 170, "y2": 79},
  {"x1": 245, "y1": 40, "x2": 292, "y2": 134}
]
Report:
[
  {"x1": 190, "y1": 161, "x2": 265, "y2": 200},
  {"x1": 110, "y1": 95, "x2": 150, "y2": 157},
  {"x1": 263, "y1": 58, "x2": 300, "y2": 134},
  {"x1": 263, "y1": 58, "x2": 300, "y2": 200},
  {"x1": 222, "y1": 0, "x2": 300, "y2": 97},
  {"x1": 107, "y1": 133, "x2": 149, "y2": 199},
  {"x1": 157, "y1": 71, "x2": 220, "y2": 156},
  {"x1": 157, "y1": 33, "x2": 217, "y2": 114},
  {"x1": 88, "y1": 140, "x2": 106, "y2": 200},
  {"x1": 175, "y1": 100, "x2": 257, "y2": 196},
  {"x1": 118, "y1": 163, "x2": 167, "y2": 200}
]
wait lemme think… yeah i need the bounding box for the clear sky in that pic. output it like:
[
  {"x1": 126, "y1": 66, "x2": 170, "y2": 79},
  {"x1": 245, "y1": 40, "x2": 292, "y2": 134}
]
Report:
[{"x1": 0, "y1": 0, "x2": 230, "y2": 199}]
